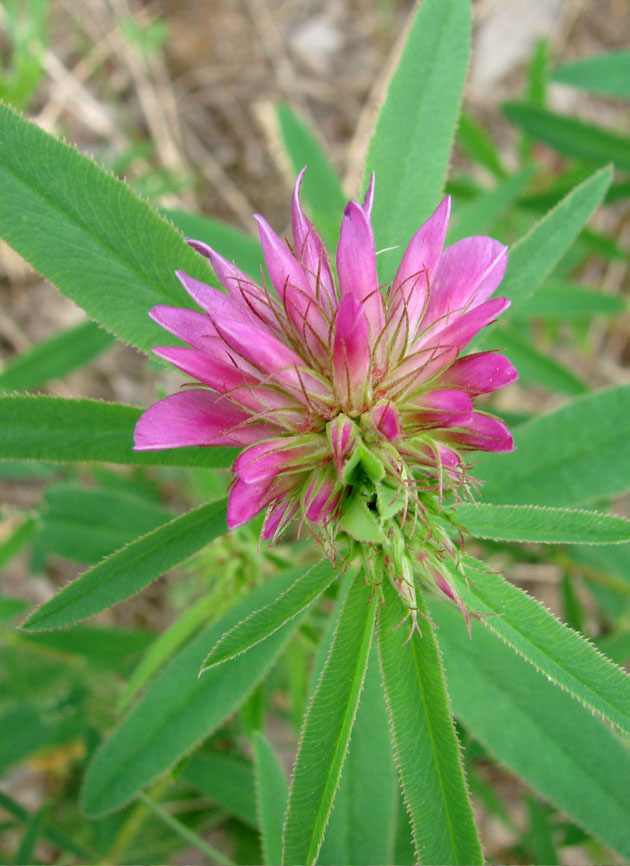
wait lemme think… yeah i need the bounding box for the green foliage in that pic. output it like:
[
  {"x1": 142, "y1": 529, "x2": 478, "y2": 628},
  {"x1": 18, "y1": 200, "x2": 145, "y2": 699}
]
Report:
[
  {"x1": 253, "y1": 732, "x2": 288, "y2": 866},
  {"x1": 22, "y1": 499, "x2": 229, "y2": 631},
  {"x1": 491, "y1": 325, "x2": 589, "y2": 395},
  {"x1": 378, "y1": 582, "x2": 483, "y2": 865},
  {"x1": 283, "y1": 573, "x2": 377, "y2": 865},
  {"x1": 552, "y1": 51, "x2": 630, "y2": 98},
  {"x1": 504, "y1": 102, "x2": 630, "y2": 170},
  {"x1": 431, "y1": 598, "x2": 630, "y2": 859},
  {"x1": 366, "y1": 0, "x2": 471, "y2": 280},
  {"x1": 458, "y1": 503, "x2": 630, "y2": 544},
  {"x1": 477, "y1": 386, "x2": 630, "y2": 506},
  {"x1": 451, "y1": 558, "x2": 630, "y2": 736},
  {"x1": 0, "y1": 102, "x2": 213, "y2": 356},
  {"x1": 0, "y1": 395, "x2": 236, "y2": 467},
  {"x1": 516, "y1": 280, "x2": 627, "y2": 320}
]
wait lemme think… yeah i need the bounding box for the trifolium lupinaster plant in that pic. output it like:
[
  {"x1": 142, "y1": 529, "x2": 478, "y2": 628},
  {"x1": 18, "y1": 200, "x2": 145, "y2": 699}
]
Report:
[{"x1": 134, "y1": 170, "x2": 517, "y2": 635}]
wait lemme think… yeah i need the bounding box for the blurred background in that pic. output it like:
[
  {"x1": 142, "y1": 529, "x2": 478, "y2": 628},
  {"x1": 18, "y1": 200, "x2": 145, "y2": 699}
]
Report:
[{"x1": 0, "y1": 1, "x2": 629, "y2": 863}]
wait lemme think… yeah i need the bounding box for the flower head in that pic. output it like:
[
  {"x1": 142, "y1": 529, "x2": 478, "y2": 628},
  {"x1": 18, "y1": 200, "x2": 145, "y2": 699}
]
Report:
[{"x1": 135, "y1": 170, "x2": 517, "y2": 630}]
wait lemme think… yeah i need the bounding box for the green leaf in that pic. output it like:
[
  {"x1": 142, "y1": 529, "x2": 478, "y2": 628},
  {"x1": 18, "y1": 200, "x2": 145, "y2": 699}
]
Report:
[
  {"x1": 0, "y1": 595, "x2": 30, "y2": 623},
  {"x1": 0, "y1": 395, "x2": 236, "y2": 468},
  {"x1": 450, "y1": 557, "x2": 630, "y2": 737},
  {"x1": 490, "y1": 325, "x2": 588, "y2": 395},
  {"x1": 17, "y1": 625, "x2": 154, "y2": 671},
  {"x1": 430, "y1": 598, "x2": 630, "y2": 859},
  {"x1": 447, "y1": 167, "x2": 534, "y2": 244},
  {"x1": 516, "y1": 281, "x2": 626, "y2": 320},
  {"x1": 552, "y1": 51, "x2": 630, "y2": 99},
  {"x1": 366, "y1": 0, "x2": 470, "y2": 280},
  {"x1": 253, "y1": 732, "x2": 288, "y2": 866},
  {"x1": 40, "y1": 484, "x2": 172, "y2": 564},
  {"x1": 275, "y1": 102, "x2": 346, "y2": 248},
  {"x1": 0, "y1": 103, "x2": 216, "y2": 355},
  {"x1": 338, "y1": 494, "x2": 387, "y2": 544},
  {"x1": 318, "y1": 642, "x2": 397, "y2": 866},
  {"x1": 165, "y1": 207, "x2": 263, "y2": 280},
  {"x1": 14, "y1": 807, "x2": 46, "y2": 866},
  {"x1": 81, "y1": 564, "x2": 316, "y2": 817},
  {"x1": 503, "y1": 102, "x2": 630, "y2": 171},
  {"x1": 0, "y1": 516, "x2": 36, "y2": 572},
  {"x1": 0, "y1": 321, "x2": 114, "y2": 393},
  {"x1": 378, "y1": 581, "x2": 482, "y2": 866},
  {"x1": 455, "y1": 112, "x2": 507, "y2": 179},
  {"x1": 479, "y1": 166, "x2": 612, "y2": 324},
  {"x1": 282, "y1": 572, "x2": 377, "y2": 866},
  {"x1": 182, "y1": 750, "x2": 257, "y2": 827},
  {"x1": 202, "y1": 561, "x2": 335, "y2": 671},
  {"x1": 476, "y1": 385, "x2": 630, "y2": 506},
  {"x1": 457, "y1": 503, "x2": 630, "y2": 545},
  {"x1": 22, "y1": 498, "x2": 228, "y2": 631}
]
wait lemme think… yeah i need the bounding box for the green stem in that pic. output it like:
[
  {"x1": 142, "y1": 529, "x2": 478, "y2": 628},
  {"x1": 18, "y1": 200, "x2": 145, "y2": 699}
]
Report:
[{"x1": 136, "y1": 792, "x2": 235, "y2": 866}]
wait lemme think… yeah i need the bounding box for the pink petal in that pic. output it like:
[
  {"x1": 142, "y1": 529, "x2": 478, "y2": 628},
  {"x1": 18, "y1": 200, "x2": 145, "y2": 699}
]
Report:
[
  {"x1": 389, "y1": 198, "x2": 451, "y2": 357},
  {"x1": 333, "y1": 293, "x2": 371, "y2": 412},
  {"x1": 133, "y1": 390, "x2": 282, "y2": 451},
  {"x1": 185, "y1": 240, "x2": 278, "y2": 329},
  {"x1": 337, "y1": 200, "x2": 385, "y2": 348},
  {"x1": 213, "y1": 317, "x2": 332, "y2": 407},
  {"x1": 153, "y1": 345, "x2": 256, "y2": 391},
  {"x1": 303, "y1": 474, "x2": 339, "y2": 523},
  {"x1": 150, "y1": 305, "x2": 216, "y2": 349},
  {"x1": 327, "y1": 414, "x2": 359, "y2": 480},
  {"x1": 361, "y1": 173, "x2": 375, "y2": 220},
  {"x1": 291, "y1": 169, "x2": 337, "y2": 316},
  {"x1": 175, "y1": 271, "x2": 257, "y2": 326},
  {"x1": 263, "y1": 497, "x2": 298, "y2": 540},
  {"x1": 405, "y1": 389, "x2": 473, "y2": 430},
  {"x1": 419, "y1": 297, "x2": 511, "y2": 355},
  {"x1": 227, "y1": 478, "x2": 274, "y2": 529},
  {"x1": 422, "y1": 236, "x2": 508, "y2": 333},
  {"x1": 256, "y1": 215, "x2": 329, "y2": 360},
  {"x1": 435, "y1": 351, "x2": 518, "y2": 395},
  {"x1": 370, "y1": 402, "x2": 402, "y2": 441},
  {"x1": 234, "y1": 436, "x2": 324, "y2": 484},
  {"x1": 438, "y1": 412, "x2": 514, "y2": 453}
]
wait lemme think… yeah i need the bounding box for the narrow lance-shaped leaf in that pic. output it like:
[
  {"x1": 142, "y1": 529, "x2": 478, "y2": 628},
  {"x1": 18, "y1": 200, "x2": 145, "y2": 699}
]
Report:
[
  {"x1": 503, "y1": 102, "x2": 630, "y2": 171},
  {"x1": 253, "y1": 732, "x2": 288, "y2": 866},
  {"x1": 0, "y1": 102, "x2": 213, "y2": 355},
  {"x1": 458, "y1": 503, "x2": 630, "y2": 545},
  {"x1": 22, "y1": 499, "x2": 229, "y2": 631},
  {"x1": 447, "y1": 167, "x2": 534, "y2": 243},
  {"x1": 457, "y1": 503, "x2": 630, "y2": 545},
  {"x1": 319, "y1": 641, "x2": 397, "y2": 866},
  {"x1": 81, "y1": 563, "x2": 320, "y2": 817},
  {"x1": 490, "y1": 324, "x2": 588, "y2": 396},
  {"x1": 477, "y1": 165, "x2": 612, "y2": 332},
  {"x1": 476, "y1": 385, "x2": 630, "y2": 507},
  {"x1": 366, "y1": 0, "x2": 471, "y2": 280},
  {"x1": 378, "y1": 580, "x2": 483, "y2": 866},
  {"x1": 282, "y1": 572, "x2": 377, "y2": 866},
  {"x1": 516, "y1": 281, "x2": 627, "y2": 320},
  {"x1": 0, "y1": 321, "x2": 114, "y2": 394},
  {"x1": 450, "y1": 556, "x2": 630, "y2": 737},
  {"x1": 202, "y1": 561, "x2": 336, "y2": 671},
  {"x1": 275, "y1": 102, "x2": 346, "y2": 248},
  {"x1": 552, "y1": 51, "x2": 630, "y2": 99},
  {"x1": 0, "y1": 395, "x2": 236, "y2": 468},
  {"x1": 430, "y1": 598, "x2": 630, "y2": 860}
]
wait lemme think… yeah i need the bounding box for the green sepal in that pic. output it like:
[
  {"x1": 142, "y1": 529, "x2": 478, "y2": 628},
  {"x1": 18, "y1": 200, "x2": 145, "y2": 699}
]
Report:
[
  {"x1": 339, "y1": 495, "x2": 387, "y2": 544},
  {"x1": 358, "y1": 444, "x2": 385, "y2": 484},
  {"x1": 375, "y1": 481, "x2": 404, "y2": 521}
]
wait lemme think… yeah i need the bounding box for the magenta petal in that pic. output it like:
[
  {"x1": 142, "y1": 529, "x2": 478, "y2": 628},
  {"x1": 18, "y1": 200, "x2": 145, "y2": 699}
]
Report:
[
  {"x1": 263, "y1": 497, "x2": 298, "y2": 540},
  {"x1": 436, "y1": 351, "x2": 518, "y2": 395},
  {"x1": 406, "y1": 389, "x2": 473, "y2": 430},
  {"x1": 133, "y1": 390, "x2": 281, "y2": 451},
  {"x1": 291, "y1": 169, "x2": 337, "y2": 316},
  {"x1": 389, "y1": 198, "x2": 451, "y2": 355},
  {"x1": 185, "y1": 240, "x2": 278, "y2": 328},
  {"x1": 371, "y1": 402, "x2": 402, "y2": 442},
  {"x1": 422, "y1": 236, "x2": 508, "y2": 332},
  {"x1": 439, "y1": 413, "x2": 514, "y2": 452},
  {"x1": 419, "y1": 297, "x2": 510, "y2": 355},
  {"x1": 227, "y1": 478, "x2": 274, "y2": 529},
  {"x1": 361, "y1": 173, "x2": 375, "y2": 220},
  {"x1": 256, "y1": 215, "x2": 329, "y2": 359},
  {"x1": 333, "y1": 293, "x2": 371, "y2": 412},
  {"x1": 304, "y1": 474, "x2": 338, "y2": 523},
  {"x1": 150, "y1": 305, "x2": 216, "y2": 349},
  {"x1": 175, "y1": 271, "x2": 256, "y2": 326},
  {"x1": 337, "y1": 201, "x2": 385, "y2": 344},
  {"x1": 234, "y1": 437, "x2": 323, "y2": 483},
  {"x1": 153, "y1": 345, "x2": 256, "y2": 391}
]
